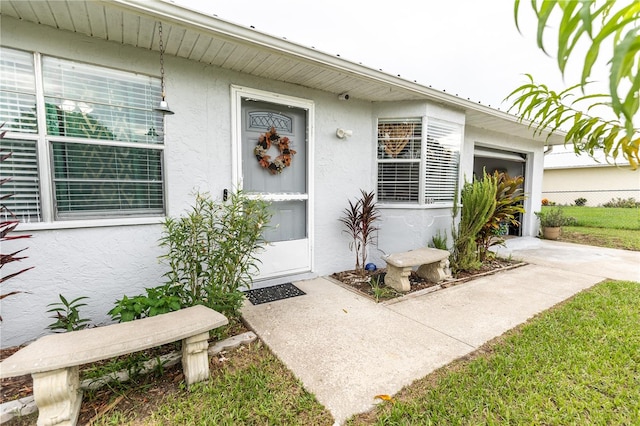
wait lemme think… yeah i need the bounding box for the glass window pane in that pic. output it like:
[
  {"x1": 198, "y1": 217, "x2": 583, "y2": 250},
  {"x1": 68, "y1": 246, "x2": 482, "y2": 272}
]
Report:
[
  {"x1": 0, "y1": 138, "x2": 41, "y2": 222},
  {"x1": 377, "y1": 118, "x2": 422, "y2": 203},
  {"x1": 42, "y1": 57, "x2": 163, "y2": 144},
  {"x1": 377, "y1": 119, "x2": 422, "y2": 160},
  {"x1": 425, "y1": 119, "x2": 462, "y2": 203},
  {"x1": 377, "y1": 162, "x2": 420, "y2": 203},
  {"x1": 52, "y1": 142, "x2": 164, "y2": 218},
  {"x1": 262, "y1": 200, "x2": 307, "y2": 242},
  {"x1": 0, "y1": 48, "x2": 37, "y2": 134}
]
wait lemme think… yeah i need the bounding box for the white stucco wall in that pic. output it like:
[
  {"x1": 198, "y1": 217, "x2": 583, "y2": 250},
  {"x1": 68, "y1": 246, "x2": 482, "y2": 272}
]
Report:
[
  {"x1": 1, "y1": 17, "x2": 548, "y2": 347},
  {"x1": 1, "y1": 18, "x2": 376, "y2": 347},
  {"x1": 543, "y1": 166, "x2": 640, "y2": 206}
]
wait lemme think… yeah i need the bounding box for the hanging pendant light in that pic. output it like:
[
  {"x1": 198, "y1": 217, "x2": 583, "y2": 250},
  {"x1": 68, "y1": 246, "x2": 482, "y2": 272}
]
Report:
[{"x1": 154, "y1": 22, "x2": 174, "y2": 115}]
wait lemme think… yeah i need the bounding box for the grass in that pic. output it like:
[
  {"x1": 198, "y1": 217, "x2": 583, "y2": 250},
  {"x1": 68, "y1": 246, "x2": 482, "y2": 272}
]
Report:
[
  {"x1": 545, "y1": 206, "x2": 640, "y2": 230},
  {"x1": 92, "y1": 341, "x2": 333, "y2": 425},
  {"x1": 541, "y1": 206, "x2": 640, "y2": 250},
  {"x1": 562, "y1": 226, "x2": 640, "y2": 251},
  {"x1": 347, "y1": 280, "x2": 640, "y2": 425}
]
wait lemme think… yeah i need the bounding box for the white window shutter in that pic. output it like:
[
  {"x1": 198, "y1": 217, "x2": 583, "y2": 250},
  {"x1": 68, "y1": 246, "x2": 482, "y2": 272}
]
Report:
[{"x1": 424, "y1": 118, "x2": 462, "y2": 203}]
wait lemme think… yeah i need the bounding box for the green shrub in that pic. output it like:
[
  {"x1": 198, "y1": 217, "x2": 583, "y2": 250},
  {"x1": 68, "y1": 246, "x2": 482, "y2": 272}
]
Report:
[
  {"x1": 477, "y1": 171, "x2": 525, "y2": 260},
  {"x1": 574, "y1": 197, "x2": 587, "y2": 206},
  {"x1": 603, "y1": 197, "x2": 639, "y2": 208},
  {"x1": 47, "y1": 294, "x2": 91, "y2": 332},
  {"x1": 451, "y1": 172, "x2": 497, "y2": 273},
  {"x1": 535, "y1": 207, "x2": 576, "y2": 228},
  {"x1": 110, "y1": 191, "x2": 271, "y2": 322},
  {"x1": 429, "y1": 231, "x2": 448, "y2": 251},
  {"x1": 158, "y1": 191, "x2": 271, "y2": 319},
  {"x1": 109, "y1": 284, "x2": 183, "y2": 322}
]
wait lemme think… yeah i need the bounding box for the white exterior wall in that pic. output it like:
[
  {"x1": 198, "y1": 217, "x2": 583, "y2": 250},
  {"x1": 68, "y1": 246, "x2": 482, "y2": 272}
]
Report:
[
  {"x1": 0, "y1": 19, "x2": 374, "y2": 347},
  {"x1": 1, "y1": 18, "x2": 547, "y2": 347},
  {"x1": 543, "y1": 167, "x2": 640, "y2": 206}
]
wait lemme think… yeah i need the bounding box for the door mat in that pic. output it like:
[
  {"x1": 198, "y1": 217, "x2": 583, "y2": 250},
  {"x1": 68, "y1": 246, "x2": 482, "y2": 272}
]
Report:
[{"x1": 244, "y1": 283, "x2": 306, "y2": 305}]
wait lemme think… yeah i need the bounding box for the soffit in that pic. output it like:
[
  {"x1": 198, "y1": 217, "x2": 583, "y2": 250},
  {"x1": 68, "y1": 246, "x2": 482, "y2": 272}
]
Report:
[{"x1": 0, "y1": 0, "x2": 565, "y2": 144}]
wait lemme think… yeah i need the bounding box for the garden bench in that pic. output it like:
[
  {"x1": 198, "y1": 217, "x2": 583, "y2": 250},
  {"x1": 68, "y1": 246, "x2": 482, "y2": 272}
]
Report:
[
  {"x1": 383, "y1": 247, "x2": 451, "y2": 292},
  {"x1": 0, "y1": 305, "x2": 227, "y2": 426}
]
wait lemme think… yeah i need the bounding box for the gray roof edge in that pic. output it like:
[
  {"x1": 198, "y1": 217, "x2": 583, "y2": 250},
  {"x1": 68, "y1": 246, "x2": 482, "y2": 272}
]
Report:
[{"x1": 109, "y1": 0, "x2": 565, "y2": 138}]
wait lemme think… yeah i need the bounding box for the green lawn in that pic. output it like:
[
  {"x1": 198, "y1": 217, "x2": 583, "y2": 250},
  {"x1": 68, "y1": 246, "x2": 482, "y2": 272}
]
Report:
[
  {"x1": 546, "y1": 206, "x2": 640, "y2": 230},
  {"x1": 562, "y1": 226, "x2": 640, "y2": 251},
  {"x1": 348, "y1": 280, "x2": 640, "y2": 425},
  {"x1": 92, "y1": 342, "x2": 333, "y2": 425},
  {"x1": 540, "y1": 206, "x2": 640, "y2": 250}
]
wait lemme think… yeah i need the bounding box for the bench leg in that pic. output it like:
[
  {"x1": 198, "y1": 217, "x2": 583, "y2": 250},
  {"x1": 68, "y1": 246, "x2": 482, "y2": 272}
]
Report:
[
  {"x1": 182, "y1": 331, "x2": 211, "y2": 387},
  {"x1": 32, "y1": 367, "x2": 82, "y2": 426},
  {"x1": 385, "y1": 265, "x2": 412, "y2": 292},
  {"x1": 416, "y1": 258, "x2": 450, "y2": 283}
]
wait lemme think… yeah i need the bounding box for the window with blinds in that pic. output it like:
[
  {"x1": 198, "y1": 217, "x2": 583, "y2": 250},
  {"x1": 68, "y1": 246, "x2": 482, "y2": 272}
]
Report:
[
  {"x1": 0, "y1": 47, "x2": 165, "y2": 222},
  {"x1": 376, "y1": 117, "x2": 461, "y2": 205},
  {"x1": 377, "y1": 119, "x2": 422, "y2": 203},
  {"x1": 424, "y1": 118, "x2": 462, "y2": 203}
]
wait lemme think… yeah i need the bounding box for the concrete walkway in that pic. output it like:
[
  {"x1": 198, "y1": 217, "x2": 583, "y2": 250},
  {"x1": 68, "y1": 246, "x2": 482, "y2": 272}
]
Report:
[{"x1": 241, "y1": 238, "x2": 640, "y2": 425}]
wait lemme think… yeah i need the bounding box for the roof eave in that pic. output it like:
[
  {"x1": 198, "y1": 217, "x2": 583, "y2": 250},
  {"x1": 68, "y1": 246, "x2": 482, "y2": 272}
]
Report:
[{"x1": 106, "y1": 0, "x2": 565, "y2": 142}]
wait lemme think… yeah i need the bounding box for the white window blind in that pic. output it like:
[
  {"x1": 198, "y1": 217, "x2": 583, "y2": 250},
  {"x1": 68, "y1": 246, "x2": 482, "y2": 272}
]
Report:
[
  {"x1": 42, "y1": 57, "x2": 163, "y2": 144},
  {"x1": 0, "y1": 138, "x2": 41, "y2": 222},
  {"x1": 0, "y1": 46, "x2": 166, "y2": 222},
  {"x1": 424, "y1": 118, "x2": 462, "y2": 203},
  {"x1": 376, "y1": 117, "x2": 461, "y2": 205},
  {"x1": 0, "y1": 48, "x2": 37, "y2": 134},
  {"x1": 377, "y1": 118, "x2": 422, "y2": 203}
]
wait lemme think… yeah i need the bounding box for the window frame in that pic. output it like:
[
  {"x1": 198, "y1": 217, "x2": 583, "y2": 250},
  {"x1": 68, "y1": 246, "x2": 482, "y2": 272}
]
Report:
[
  {"x1": 0, "y1": 48, "x2": 166, "y2": 230},
  {"x1": 376, "y1": 116, "x2": 462, "y2": 208}
]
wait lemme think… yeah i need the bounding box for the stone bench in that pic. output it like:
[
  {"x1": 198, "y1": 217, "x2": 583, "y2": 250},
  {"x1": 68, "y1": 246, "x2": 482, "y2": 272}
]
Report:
[
  {"x1": 383, "y1": 247, "x2": 451, "y2": 292},
  {"x1": 0, "y1": 305, "x2": 227, "y2": 426}
]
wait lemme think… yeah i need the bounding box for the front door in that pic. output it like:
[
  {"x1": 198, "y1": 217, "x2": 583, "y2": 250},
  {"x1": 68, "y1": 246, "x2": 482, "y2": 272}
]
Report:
[{"x1": 233, "y1": 88, "x2": 313, "y2": 280}]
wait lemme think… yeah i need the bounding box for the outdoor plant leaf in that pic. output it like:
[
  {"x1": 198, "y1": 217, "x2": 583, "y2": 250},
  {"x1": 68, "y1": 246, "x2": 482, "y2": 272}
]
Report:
[
  {"x1": 114, "y1": 190, "x2": 275, "y2": 321},
  {"x1": 47, "y1": 294, "x2": 91, "y2": 332},
  {"x1": 339, "y1": 190, "x2": 380, "y2": 272},
  {"x1": 511, "y1": 0, "x2": 640, "y2": 168},
  {"x1": 0, "y1": 124, "x2": 33, "y2": 317},
  {"x1": 374, "y1": 394, "x2": 395, "y2": 403}
]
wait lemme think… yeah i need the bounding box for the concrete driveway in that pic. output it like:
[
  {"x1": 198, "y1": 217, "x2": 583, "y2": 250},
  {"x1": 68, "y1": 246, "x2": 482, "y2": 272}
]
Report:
[
  {"x1": 494, "y1": 237, "x2": 640, "y2": 282},
  {"x1": 241, "y1": 238, "x2": 639, "y2": 425}
]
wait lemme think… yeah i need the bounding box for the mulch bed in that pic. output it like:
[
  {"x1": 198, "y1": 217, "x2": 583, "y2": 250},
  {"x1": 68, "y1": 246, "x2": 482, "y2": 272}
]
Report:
[{"x1": 331, "y1": 257, "x2": 525, "y2": 302}]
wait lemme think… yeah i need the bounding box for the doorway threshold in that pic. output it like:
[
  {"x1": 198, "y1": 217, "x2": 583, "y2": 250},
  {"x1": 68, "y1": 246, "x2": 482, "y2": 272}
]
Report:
[{"x1": 244, "y1": 271, "x2": 318, "y2": 290}]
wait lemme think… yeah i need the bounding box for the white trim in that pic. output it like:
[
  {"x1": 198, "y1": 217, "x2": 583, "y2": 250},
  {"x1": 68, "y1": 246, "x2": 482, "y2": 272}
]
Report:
[
  {"x1": 33, "y1": 52, "x2": 54, "y2": 222},
  {"x1": 474, "y1": 146, "x2": 526, "y2": 162},
  {"x1": 15, "y1": 216, "x2": 165, "y2": 232},
  {"x1": 45, "y1": 136, "x2": 165, "y2": 151},
  {"x1": 230, "y1": 84, "x2": 315, "y2": 276},
  {"x1": 378, "y1": 203, "x2": 454, "y2": 210}
]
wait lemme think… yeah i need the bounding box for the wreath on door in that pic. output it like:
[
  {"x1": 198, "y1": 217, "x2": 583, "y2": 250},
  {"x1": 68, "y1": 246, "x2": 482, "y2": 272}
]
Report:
[{"x1": 254, "y1": 127, "x2": 297, "y2": 174}]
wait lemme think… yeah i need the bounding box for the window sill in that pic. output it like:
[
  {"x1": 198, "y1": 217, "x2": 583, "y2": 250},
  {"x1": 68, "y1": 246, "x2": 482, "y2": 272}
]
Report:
[
  {"x1": 378, "y1": 203, "x2": 454, "y2": 210},
  {"x1": 14, "y1": 216, "x2": 165, "y2": 232}
]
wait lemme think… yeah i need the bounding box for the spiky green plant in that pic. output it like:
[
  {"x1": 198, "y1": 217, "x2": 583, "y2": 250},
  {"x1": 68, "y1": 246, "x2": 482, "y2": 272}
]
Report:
[
  {"x1": 0, "y1": 124, "x2": 33, "y2": 320},
  {"x1": 451, "y1": 172, "x2": 497, "y2": 273},
  {"x1": 477, "y1": 171, "x2": 526, "y2": 260},
  {"x1": 339, "y1": 190, "x2": 380, "y2": 272}
]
